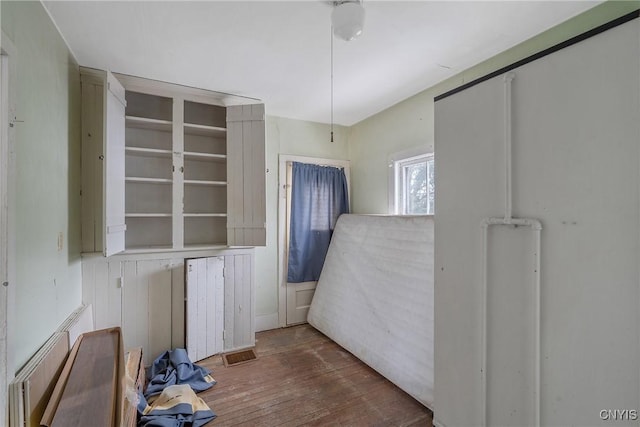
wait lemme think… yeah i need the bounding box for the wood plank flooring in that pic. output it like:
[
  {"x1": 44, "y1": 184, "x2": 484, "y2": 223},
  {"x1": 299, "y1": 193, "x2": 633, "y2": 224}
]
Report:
[{"x1": 198, "y1": 324, "x2": 433, "y2": 426}]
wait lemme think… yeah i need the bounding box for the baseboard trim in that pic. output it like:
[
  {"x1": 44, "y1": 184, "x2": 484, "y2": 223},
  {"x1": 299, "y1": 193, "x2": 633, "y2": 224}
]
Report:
[{"x1": 255, "y1": 312, "x2": 279, "y2": 332}]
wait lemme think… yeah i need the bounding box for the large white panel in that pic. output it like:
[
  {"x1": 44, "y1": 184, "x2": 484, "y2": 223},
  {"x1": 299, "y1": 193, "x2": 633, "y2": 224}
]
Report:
[
  {"x1": 434, "y1": 18, "x2": 640, "y2": 427},
  {"x1": 514, "y1": 20, "x2": 640, "y2": 426}
]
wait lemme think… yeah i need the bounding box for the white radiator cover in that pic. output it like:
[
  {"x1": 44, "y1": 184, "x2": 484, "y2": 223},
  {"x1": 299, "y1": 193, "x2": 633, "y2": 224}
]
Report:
[{"x1": 307, "y1": 214, "x2": 433, "y2": 408}]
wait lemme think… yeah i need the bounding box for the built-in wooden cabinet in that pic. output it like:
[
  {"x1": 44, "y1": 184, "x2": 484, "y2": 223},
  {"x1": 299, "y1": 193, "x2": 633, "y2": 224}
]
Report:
[
  {"x1": 82, "y1": 249, "x2": 255, "y2": 365},
  {"x1": 79, "y1": 68, "x2": 262, "y2": 364},
  {"x1": 80, "y1": 68, "x2": 266, "y2": 256}
]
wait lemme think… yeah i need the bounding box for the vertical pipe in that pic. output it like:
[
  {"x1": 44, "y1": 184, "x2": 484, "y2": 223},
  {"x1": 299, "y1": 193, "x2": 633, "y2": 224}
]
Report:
[
  {"x1": 482, "y1": 71, "x2": 544, "y2": 427},
  {"x1": 480, "y1": 222, "x2": 488, "y2": 427},
  {"x1": 534, "y1": 227, "x2": 541, "y2": 427},
  {"x1": 503, "y1": 73, "x2": 515, "y2": 222},
  {"x1": 330, "y1": 24, "x2": 334, "y2": 143}
]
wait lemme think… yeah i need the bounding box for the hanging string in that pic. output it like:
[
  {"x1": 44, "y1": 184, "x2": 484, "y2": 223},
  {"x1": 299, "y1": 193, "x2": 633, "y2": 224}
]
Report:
[{"x1": 330, "y1": 23, "x2": 334, "y2": 143}]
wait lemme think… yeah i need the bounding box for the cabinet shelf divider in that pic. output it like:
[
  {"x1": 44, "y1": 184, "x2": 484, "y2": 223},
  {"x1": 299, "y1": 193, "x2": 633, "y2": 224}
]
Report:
[
  {"x1": 184, "y1": 123, "x2": 227, "y2": 137},
  {"x1": 126, "y1": 115, "x2": 173, "y2": 131},
  {"x1": 183, "y1": 151, "x2": 227, "y2": 160},
  {"x1": 184, "y1": 213, "x2": 227, "y2": 218},
  {"x1": 126, "y1": 177, "x2": 173, "y2": 184},
  {"x1": 125, "y1": 213, "x2": 172, "y2": 218},
  {"x1": 183, "y1": 180, "x2": 227, "y2": 186},
  {"x1": 126, "y1": 146, "x2": 173, "y2": 158}
]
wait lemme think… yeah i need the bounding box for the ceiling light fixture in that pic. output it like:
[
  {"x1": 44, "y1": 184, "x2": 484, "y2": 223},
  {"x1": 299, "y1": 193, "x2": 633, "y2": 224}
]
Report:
[
  {"x1": 330, "y1": 1, "x2": 365, "y2": 142},
  {"x1": 331, "y1": 1, "x2": 365, "y2": 42}
]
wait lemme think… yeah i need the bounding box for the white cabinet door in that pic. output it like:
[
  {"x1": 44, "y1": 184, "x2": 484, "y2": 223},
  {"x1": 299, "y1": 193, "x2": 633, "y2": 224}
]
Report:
[
  {"x1": 121, "y1": 259, "x2": 175, "y2": 365},
  {"x1": 83, "y1": 250, "x2": 254, "y2": 363},
  {"x1": 80, "y1": 72, "x2": 104, "y2": 253},
  {"x1": 224, "y1": 253, "x2": 255, "y2": 350},
  {"x1": 83, "y1": 256, "x2": 183, "y2": 366},
  {"x1": 227, "y1": 104, "x2": 266, "y2": 247},
  {"x1": 103, "y1": 72, "x2": 127, "y2": 256},
  {"x1": 185, "y1": 257, "x2": 224, "y2": 362}
]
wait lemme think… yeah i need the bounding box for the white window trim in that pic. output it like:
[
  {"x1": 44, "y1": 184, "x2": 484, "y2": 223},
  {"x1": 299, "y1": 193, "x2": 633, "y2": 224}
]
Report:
[{"x1": 388, "y1": 148, "x2": 433, "y2": 215}]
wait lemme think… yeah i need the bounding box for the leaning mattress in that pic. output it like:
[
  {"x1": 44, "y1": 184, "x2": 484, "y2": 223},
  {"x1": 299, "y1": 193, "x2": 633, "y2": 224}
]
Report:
[{"x1": 307, "y1": 214, "x2": 434, "y2": 407}]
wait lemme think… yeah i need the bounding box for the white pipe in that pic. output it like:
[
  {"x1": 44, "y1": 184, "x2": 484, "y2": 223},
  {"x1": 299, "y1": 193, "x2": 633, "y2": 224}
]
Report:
[
  {"x1": 480, "y1": 72, "x2": 542, "y2": 427},
  {"x1": 480, "y1": 221, "x2": 488, "y2": 427},
  {"x1": 480, "y1": 217, "x2": 541, "y2": 427},
  {"x1": 504, "y1": 72, "x2": 515, "y2": 222},
  {"x1": 533, "y1": 226, "x2": 541, "y2": 427}
]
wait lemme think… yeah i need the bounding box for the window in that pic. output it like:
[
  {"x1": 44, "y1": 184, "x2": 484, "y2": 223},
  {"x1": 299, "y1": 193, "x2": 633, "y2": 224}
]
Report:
[{"x1": 394, "y1": 153, "x2": 434, "y2": 215}]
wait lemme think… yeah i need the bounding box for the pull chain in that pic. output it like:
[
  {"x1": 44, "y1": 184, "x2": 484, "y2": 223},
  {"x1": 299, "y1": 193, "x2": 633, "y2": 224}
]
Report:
[{"x1": 330, "y1": 23, "x2": 334, "y2": 143}]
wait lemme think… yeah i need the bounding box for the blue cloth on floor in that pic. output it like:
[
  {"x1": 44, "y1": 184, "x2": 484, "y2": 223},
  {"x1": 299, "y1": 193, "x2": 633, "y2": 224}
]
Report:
[
  {"x1": 137, "y1": 385, "x2": 216, "y2": 427},
  {"x1": 145, "y1": 348, "x2": 216, "y2": 398}
]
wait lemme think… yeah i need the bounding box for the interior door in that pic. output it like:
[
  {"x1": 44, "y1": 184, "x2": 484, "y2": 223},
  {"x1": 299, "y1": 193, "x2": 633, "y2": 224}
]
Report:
[
  {"x1": 284, "y1": 162, "x2": 314, "y2": 325},
  {"x1": 284, "y1": 160, "x2": 350, "y2": 325}
]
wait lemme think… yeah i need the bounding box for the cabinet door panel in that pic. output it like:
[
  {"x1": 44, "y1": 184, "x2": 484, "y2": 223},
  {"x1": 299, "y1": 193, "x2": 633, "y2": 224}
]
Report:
[
  {"x1": 227, "y1": 104, "x2": 266, "y2": 246},
  {"x1": 224, "y1": 254, "x2": 255, "y2": 351},
  {"x1": 81, "y1": 258, "x2": 121, "y2": 330},
  {"x1": 171, "y1": 261, "x2": 185, "y2": 349},
  {"x1": 104, "y1": 72, "x2": 127, "y2": 256},
  {"x1": 122, "y1": 259, "x2": 173, "y2": 366},
  {"x1": 80, "y1": 79, "x2": 104, "y2": 253},
  {"x1": 185, "y1": 257, "x2": 224, "y2": 362}
]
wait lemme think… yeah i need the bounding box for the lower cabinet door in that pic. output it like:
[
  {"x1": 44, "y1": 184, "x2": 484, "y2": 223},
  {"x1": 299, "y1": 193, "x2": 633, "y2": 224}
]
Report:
[{"x1": 185, "y1": 257, "x2": 225, "y2": 362}]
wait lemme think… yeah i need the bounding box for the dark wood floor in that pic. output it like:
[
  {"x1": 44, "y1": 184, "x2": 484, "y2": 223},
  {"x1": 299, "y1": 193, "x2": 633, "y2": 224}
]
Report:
[{"x1": 198, "y1": 324, "x2": 433, "y2": 426}]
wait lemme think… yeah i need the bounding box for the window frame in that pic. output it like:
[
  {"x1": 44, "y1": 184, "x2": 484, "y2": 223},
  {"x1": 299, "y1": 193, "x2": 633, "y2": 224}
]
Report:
[{"x1": 390, "y1": 151, "x2": 434, "y2": 216}]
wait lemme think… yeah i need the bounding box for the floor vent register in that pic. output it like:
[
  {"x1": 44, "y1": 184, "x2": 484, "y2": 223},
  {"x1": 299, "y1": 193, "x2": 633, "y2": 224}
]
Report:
[{"x1": 222, "y1": 348, "x2": 257, "y2": 367}]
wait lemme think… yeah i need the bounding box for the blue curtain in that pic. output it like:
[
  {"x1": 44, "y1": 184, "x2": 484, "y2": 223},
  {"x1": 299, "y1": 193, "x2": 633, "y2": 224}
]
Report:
[{"x1": 287, "y1": 162, "x2": 349, "y2": 283}]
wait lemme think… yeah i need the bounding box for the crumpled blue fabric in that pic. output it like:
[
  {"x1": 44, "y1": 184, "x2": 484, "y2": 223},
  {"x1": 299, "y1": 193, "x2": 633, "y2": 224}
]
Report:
[
  {"x1": 137, "y1": 386, "x2": 216, "y2": 427},
  {"x1": 145, "y1": 348, "x2": 216, "y2": 398}
]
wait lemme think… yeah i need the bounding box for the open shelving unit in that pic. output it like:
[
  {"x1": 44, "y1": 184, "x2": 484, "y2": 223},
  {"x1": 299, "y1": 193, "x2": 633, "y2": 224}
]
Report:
[
  {"x1": 123, "y1": 92, "x2": 231, "y2": 250},
  {"x1": 124, "y1": 91, "x2": 174, "y2": 249},
  {"x1": 183, "y1": 101, "x2": 228, "y2": 247}
]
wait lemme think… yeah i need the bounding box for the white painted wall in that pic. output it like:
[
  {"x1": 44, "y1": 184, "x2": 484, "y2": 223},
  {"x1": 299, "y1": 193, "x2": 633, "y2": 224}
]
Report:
[
  {"x1": 254, "y1": 116, "x2": 349, "y2": 330},
  {"x1": 256, "y1": 1, "x2": 640, "y2": 332},
  {"x1": 348, "y1": 93, "x2": 433, "y2": 214},
  {"x1": 348, "y1": 1, "x2": 639, "y2": 215},
  {"x1": 1, "y1": 2, "x2": 82, "y2": 370}
]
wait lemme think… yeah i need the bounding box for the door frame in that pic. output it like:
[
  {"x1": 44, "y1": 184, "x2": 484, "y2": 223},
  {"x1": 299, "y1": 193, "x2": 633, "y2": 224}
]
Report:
[
  {"x1": 277, "y1": 154, "x2": 350, "y2": 328},
  {"x1": 1, "y1": 30, "x2": 16, "y2": 426}
]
